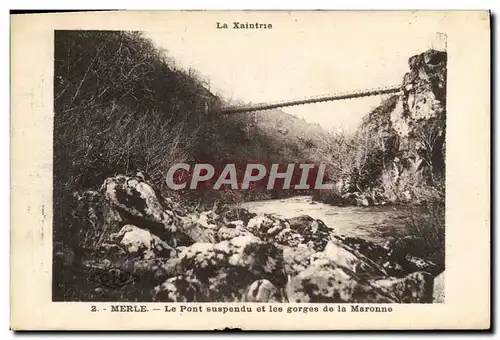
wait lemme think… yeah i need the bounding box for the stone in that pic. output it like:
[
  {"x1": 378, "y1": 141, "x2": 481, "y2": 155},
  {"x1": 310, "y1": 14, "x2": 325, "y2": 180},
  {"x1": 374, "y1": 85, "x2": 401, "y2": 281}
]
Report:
[
  {"x1": 66, "y1": 170, "x2": 445, "y2": 304},
  {"x1": 245, "y1": 214, "x2": 334, "y2": 250},
  {"x1": 110, "y1": 224, "x2": 176, "y2": 260},
  {"x1": 157, "y1": 235, "x2": 287, "y2": 302},
  {"x1": 242, "y1": 279, "x2": 282, "y2": 302},
  {"x1": 286, "y1": 259, "x2": 396, "y2": 303},
  {"x1": 287, "y1": 215, "x2": 315, "y2": 229},
  {"x1": 101, "y1": 174, "x2": 183, "y2": 245},
  {"x1": 247, "y1": 215, "x2": 285, "y2": 239},
  {"x1": 372, "y1": 271, "x2": 433, "y2": 303},
  {"x1": 153, "y1": 276, "x2": 206, "y2": 302},
  {"x1": 220, "y1": 208, "x2": 257, "y2": 226},
  {"x1": 314, "y1": 240, "x2": 387, "y2": 278},
  {"x1": 337, "y1": 235, "x2": 390, "y2": 265},
  {"x1": 217, "y1": 225, "x2": 252, "y2": 241},
  {"x1": 98, "y1": 243, "x2": 127, "y2": 259},
  {"x1": 282, "y1": 245, "x2": 314, "y2": 277},
  {"x1": 274, "y1": 227, "x2": 304, "y2": 248},
  {"x1": 189, "y1": 210, "x2": 220, "y2": 229},
  {"x1": 287, "y1": 215, "x2": 334, "y2": 251},
  {"x1": 181, "y1": 213, "x2": 218, "y2": 243}
]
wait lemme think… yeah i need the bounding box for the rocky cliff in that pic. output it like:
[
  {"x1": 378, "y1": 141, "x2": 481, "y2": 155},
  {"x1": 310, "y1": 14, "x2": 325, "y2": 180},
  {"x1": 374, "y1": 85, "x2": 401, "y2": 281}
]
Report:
[
  {"x1": 394, "y1": 49, "x2": 447, "y2": 181},
  {"x1": 325, "y1": 49, "x2": 447, "y2": 206}
]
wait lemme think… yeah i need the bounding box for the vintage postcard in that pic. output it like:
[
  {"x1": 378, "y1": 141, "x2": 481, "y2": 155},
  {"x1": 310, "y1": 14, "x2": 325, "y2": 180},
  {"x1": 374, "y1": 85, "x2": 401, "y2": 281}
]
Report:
[{"x1": 10, "y1": 10, "x2": 490, "y2": 330}]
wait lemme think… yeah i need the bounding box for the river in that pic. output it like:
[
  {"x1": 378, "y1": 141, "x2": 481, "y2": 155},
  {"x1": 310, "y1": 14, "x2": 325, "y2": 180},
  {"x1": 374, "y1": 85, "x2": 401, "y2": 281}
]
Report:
[{"x1": 240, "y1": 195, "x2": 416, "y2": 245}]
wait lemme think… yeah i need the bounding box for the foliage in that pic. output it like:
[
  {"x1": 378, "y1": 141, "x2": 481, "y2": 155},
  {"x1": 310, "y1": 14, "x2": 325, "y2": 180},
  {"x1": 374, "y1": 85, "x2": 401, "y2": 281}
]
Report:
[{"x1": 405, "y1": 195, "x2": 445, "y2": 270}]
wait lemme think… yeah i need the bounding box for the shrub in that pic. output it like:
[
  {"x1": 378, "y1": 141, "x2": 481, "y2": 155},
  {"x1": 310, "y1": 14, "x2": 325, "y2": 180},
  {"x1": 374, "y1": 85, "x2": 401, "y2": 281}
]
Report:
[{"x1": 405, "y1": 195, "x2": 445, "y2": 270}]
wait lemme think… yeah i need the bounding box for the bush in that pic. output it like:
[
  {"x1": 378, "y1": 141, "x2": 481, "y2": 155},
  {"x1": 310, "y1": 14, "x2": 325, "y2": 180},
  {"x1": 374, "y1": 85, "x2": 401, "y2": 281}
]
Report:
[
  {"x1": 54, "y1": 30, "x2": 218, "y2": 191},
  {"x1": 405, "y1": 196, "x2": 445, "y2": 270}
]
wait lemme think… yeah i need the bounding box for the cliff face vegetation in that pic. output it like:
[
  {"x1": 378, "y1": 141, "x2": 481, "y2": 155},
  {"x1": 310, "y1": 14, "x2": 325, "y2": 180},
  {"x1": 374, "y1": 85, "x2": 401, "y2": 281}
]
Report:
[{"x1": 314, "y1": 49, "x2": 446, "y2": 207}]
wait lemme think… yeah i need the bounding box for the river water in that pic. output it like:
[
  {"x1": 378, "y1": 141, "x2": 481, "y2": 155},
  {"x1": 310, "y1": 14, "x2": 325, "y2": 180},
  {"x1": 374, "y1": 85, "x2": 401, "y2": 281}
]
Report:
[{"x1": 240, "y1": 195, "x2": 415, "y2": 245}]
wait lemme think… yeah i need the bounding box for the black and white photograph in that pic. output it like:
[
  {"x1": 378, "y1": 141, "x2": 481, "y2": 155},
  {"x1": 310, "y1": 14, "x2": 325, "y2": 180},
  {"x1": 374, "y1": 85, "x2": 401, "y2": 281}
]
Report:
[
  {"x1": 9, "y1": 10, "x2": 491, "y2": 330},
  {"x1": 52, "y1": 26, "x2": 447, "y2": 304}
]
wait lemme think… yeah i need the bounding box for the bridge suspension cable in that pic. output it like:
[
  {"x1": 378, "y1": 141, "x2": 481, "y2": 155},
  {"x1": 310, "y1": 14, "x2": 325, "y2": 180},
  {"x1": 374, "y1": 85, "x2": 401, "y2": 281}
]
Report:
[{"x1": 217, "y1": 84, "x2": 402, "y2": 115}]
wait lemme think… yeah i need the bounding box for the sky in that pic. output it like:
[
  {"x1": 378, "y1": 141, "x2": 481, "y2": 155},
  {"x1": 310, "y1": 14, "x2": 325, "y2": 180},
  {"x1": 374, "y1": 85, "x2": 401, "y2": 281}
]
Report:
[{"x1": 144, "y1": 12, "x2": 447, "y2": 132}]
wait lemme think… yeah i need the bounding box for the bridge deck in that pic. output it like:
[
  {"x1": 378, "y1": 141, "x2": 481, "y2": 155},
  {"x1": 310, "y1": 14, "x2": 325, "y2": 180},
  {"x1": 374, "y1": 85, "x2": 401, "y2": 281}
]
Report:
[{"x1": 217, "y1": 85, "x2": 402, "y2": 114}]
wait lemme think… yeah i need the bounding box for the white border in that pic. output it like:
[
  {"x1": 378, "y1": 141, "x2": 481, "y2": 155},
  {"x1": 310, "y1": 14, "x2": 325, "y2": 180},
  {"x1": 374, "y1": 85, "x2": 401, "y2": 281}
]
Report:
[{"x1": 5, "y1": 2, "x2": 497, "y2": 338}]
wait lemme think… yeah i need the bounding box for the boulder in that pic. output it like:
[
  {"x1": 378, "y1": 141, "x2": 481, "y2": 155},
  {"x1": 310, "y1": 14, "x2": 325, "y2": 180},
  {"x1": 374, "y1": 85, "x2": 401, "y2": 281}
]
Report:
[
  {"x1": 153, "y1": 275, "x2": 206, "y2": 302},
  {"x1": 246, "y1": 214, "x2": 287, "y2": 240},
  {"x1": 220, "y1": 208, "x2": 257, "y2": 226},
  {"x1": 287, "y1": 215, "x2": 316, "y2": 229},
  {"x1": 101, "y1": 174, "x2": 184, "y2": 246},
  {"x1": 242, "y1": 279, "x2": 282, "y2": 302},
  {"x1": 406, "y1": 255, "x2": 440, "y2": 275},
  {"x1": 287, "y1": 215, "x2": 333, "y2": 251},
  {"x1": 314, "y1": 240, "x2": 387, "y2": 278},
  {"x1": 84, "y1": 255, "x2": 182, "y2": 290},
  {"x1": 217, "y1": 225, "x2": 252, "y2": 241},
  {"x1": 97, "y1": 243, "x2": 128, "y2": 261},
  {"x1": 246, "y1": 214, "x2": 313, "y2": 248},
  {"x1": 66, "y1": 170, "x2": 445, "y2": 304},
  {"x1": 282, "y1": 245, "x2": 314, "y2": 277},
  {"x1": 336, "y1": 235, "x2": 390, "y2": 265},
  {"x1": 109, "y1": 224, "x2": 176, "y2": 260},
  {"x1": 274, "y1": 227, "x2": 304, "y2": 248},
  {"x1": 372, "y1": 271, "x2": 434, "y2": 303},
  {"x1": 154, "y1": 235, "x2": 286, "y2": 302},
  {"x1": 181, "y1": 213, "x2": 219, "y2": 243},
  {"x1": 286, "y1": 259, "x2": 396, "y2": 303},
  {"x1": 186, "y1": 210, "x2": 221, "y2": 229},
  {"x1": 332, "y1": 235, "x2": 441, "y2": 278}
]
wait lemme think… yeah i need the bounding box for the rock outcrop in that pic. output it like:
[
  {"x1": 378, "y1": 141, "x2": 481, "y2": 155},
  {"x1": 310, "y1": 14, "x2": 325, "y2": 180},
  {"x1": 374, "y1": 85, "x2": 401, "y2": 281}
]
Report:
[
  {"x1": 62, "y1": 173, "x2": 442, "y2": 304},
  {"x1": 315, "y1": 49, "x2": 447, "y2": 207},
  {"x1": 286, "y1": 259, "x2": 396, "y2": 303},
  {"x1": 101, "y1": 173, "x2": 184, "y2": 246},
  {"x1": 393, "y1": 49, "x2": 447, "y2": 181},
  {"x1": 373, "y1": 271, "x2": 434, "y2": 303},
  {"x1": 108, "y1": 224, "x2": 177, "y2": 260},
  {"x1": 242, "y1": 279, "x2": 281, "y2": 303},
  {"x1": 152, "y1": 235, "x2": 287, "y2": 302}
]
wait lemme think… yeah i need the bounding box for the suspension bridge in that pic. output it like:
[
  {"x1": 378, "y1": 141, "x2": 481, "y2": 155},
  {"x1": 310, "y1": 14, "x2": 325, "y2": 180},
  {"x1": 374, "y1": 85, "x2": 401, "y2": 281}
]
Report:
[{"x1": 216, "y1": 84, "x2": 402, "y2": 115}]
